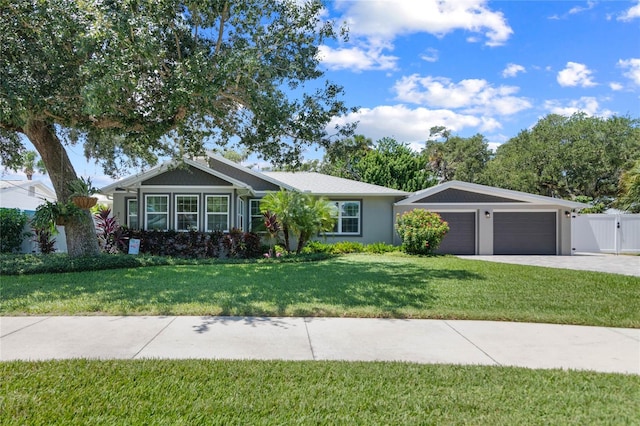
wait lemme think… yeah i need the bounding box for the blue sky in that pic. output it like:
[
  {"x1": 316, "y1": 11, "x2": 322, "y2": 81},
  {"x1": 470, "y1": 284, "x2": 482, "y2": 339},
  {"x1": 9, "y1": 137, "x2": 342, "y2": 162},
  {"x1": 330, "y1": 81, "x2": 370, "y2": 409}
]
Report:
[{"x1": 3, "y1": 0, "x2": 639, "y2": 188}]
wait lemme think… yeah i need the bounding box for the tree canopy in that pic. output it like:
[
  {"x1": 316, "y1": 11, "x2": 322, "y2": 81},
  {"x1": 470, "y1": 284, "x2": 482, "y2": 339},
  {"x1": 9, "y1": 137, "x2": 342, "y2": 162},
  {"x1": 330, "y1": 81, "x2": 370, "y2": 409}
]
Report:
[
  {"x1": 483, "y1": 113, "x2": 640, "y2": 204},
  {"x1": 0, "y1": 0, "x2": 354, "y2": 256}
]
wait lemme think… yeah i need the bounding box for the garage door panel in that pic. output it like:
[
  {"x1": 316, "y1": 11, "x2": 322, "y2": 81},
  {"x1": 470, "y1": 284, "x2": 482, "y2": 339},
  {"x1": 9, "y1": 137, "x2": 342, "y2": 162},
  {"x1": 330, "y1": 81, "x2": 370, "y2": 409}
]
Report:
[
  {"x1": 436, "y1": 212, "x2": 476, "y2": 255},
  {"x1": 494, "y1": 212, "x2": 556, "y2": 255}
]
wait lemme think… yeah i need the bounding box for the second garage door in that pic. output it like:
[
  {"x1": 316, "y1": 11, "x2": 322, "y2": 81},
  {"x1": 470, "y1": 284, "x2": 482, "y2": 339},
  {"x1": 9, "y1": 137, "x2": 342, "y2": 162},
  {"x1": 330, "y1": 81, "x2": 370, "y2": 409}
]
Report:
[
  {"x1": 493, "y1": 212, "x2": 556, "y2": 255},
  {"x1": 435, "y1": 212, "x2": 476, "y2": 255}
]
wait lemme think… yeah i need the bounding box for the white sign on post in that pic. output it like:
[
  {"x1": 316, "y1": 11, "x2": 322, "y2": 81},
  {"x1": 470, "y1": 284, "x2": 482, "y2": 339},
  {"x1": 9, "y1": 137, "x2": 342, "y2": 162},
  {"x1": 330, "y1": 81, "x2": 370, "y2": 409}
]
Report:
[{"x1": 128, "y1": 238, "x2": 140, "y2": 255}]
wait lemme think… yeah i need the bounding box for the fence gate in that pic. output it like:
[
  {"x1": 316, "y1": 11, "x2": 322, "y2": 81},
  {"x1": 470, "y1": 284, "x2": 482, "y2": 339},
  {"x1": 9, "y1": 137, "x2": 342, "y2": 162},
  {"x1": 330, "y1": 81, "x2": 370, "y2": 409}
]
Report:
[{"x1": 572, "y1": 214, "x2": 640, "y2": 254}]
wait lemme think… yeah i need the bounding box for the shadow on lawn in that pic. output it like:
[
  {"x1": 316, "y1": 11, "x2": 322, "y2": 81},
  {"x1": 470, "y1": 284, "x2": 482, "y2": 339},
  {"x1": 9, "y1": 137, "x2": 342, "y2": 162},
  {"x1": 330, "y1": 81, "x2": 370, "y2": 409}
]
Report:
[{"x1": 2, "y1": 258, "x2": 484, "y2": 317}]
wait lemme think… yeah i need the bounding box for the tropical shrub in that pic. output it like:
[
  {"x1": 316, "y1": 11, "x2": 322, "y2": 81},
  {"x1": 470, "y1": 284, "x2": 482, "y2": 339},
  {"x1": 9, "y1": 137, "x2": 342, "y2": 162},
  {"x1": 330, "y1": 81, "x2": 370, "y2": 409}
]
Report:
[
  {"x1": 330, "y1": 241, "x2": 365, "y2": 254},
  {"x1": 395, "y1": 210, "x2": 449, "y2": 255},
  {"x1": 33, "y1": 227, "x2": 56, "y2": 254},
  {"x1": 0, "y1": 208, "x2": 30, "y2": 253},
  {"x1": 123, "y1": 229, "x2": 262, "y2": 259},
  {"x1": 94, "y1": 206, "x2": 127, "y2": 254},
  {"x1": 260, "y1": 190, "x2": 336, "y2": 253},
  {"x1": 364, "y1": 242, "x2": 400, "y2": 254}
]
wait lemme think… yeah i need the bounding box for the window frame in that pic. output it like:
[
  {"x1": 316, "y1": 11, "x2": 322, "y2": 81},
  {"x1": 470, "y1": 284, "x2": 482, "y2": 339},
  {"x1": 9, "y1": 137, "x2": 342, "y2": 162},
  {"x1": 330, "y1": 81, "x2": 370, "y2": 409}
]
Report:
[
  {"x1": 249, "y1": 199, "x2": 264, "y2": 233},
  {"x1": 144, "y1": 194, "x2": 169, "y2": 231},
  {"x1": 205, "y1": 194, "x2": 230, "y2": 233},
  {"x1": 327, "y1": 200, "x2": 362, "y2": 236},
  {"x1": 174, "y1": 194, "x2": 200, "y2": 232},
  {"x1": 126, "y1": 198, "x2": 139, "y2": 229}
]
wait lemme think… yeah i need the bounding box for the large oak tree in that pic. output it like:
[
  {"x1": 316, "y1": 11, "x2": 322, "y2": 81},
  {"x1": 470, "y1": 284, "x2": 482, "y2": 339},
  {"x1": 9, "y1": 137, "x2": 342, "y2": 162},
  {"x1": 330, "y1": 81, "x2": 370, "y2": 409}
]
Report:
[{"x1": 0, "y1": 0, "x2": 354, "y2": 257}]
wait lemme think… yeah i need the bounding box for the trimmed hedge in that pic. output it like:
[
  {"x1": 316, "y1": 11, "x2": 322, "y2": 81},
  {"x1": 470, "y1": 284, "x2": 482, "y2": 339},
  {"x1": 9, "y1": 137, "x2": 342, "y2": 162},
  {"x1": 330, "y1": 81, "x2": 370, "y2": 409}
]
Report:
[{"x1": 123, "y1": 228, "x2": 262, "y2": 259}]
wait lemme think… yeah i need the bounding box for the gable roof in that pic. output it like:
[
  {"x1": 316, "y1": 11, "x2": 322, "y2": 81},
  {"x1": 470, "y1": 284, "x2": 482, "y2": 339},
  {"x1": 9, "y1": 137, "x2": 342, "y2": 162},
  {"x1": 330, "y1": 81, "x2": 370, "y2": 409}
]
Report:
[
  {"x1": 262, "y1": 172, "x2": 408, "y2": 197},
  {"x1": 100, "y1": 154, "x2": 291, "y2": 194},
  {"x1": 397, "y1": 180, "x2": 589, "y2": 209},
  {"x1": 0, "y1": 180, "x2": 57, "y2": 211}
]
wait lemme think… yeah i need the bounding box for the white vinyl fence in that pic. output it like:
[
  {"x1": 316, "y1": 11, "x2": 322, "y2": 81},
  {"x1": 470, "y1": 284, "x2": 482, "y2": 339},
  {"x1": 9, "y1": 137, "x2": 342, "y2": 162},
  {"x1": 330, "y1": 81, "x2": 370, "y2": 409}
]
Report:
[{"x1": 572, "y1": 214, "x2": 640, "y2": 254}]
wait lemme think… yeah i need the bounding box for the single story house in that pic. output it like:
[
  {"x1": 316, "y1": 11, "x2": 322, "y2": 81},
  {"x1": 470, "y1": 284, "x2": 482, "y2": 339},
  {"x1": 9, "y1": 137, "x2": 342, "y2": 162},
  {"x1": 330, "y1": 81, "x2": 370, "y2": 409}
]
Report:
[{"x1": 100, "y1": 153, "x2": 587, "y2": 255}]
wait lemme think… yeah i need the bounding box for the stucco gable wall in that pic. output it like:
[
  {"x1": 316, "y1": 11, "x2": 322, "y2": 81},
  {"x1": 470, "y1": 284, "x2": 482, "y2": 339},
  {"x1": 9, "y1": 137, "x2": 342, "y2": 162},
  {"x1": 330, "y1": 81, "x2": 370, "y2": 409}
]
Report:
[
  {"x1": 207, "y1": 158, "x2": 281, "y2": 191},
  {"x1": 141, "y1": 166, "x2": 232, "y2": 186},
  {"x1": 413, "y1": 188, "x2": 525, "y2": 204}
]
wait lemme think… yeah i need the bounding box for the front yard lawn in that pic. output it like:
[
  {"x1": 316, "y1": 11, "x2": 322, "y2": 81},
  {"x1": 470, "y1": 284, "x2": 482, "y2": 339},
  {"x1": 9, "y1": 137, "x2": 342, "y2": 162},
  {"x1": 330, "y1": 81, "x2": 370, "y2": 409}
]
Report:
[
  {"x1": 2, "y1": 254, "x2": 638, "y2": 327},
  {"x1": 2, "y1": 360, "x2": 638, "y2": 425}
]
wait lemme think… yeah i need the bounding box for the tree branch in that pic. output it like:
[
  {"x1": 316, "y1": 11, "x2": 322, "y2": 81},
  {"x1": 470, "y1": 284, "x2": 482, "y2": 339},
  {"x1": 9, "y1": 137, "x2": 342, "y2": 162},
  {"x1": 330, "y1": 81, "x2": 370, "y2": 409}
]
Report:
[{"x1": 214, "y1": 1, "x2": 229, "y2": 56}]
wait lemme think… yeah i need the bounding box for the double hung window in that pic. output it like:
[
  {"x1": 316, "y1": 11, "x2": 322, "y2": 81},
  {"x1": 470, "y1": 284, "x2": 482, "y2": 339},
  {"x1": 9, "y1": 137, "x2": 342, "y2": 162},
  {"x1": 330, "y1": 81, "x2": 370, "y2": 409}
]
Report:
[
  {"x1": 175, "y1": 195, "x2": 199, "y2": 231},
  {"x1": 206, "y1": 195, "x2": 229, "y2": 232},
  {"x1": 145, "y1": 195, "x2": 169, "y2": 230},
  {"x1": 331, "y1": 201, "x2": 361, "y2": 235}
]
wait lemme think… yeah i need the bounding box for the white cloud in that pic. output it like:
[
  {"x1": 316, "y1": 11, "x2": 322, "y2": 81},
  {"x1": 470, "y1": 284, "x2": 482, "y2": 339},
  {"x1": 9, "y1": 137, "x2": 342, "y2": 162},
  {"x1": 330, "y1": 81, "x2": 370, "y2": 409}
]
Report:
[
  {"x1": 618, "y1": 58, "x2": 640, "y2": 85},
  {"x1": 420, "y1": 48, "x2": 439, "y2": 63},
  {"x1": 557, "y1": 62, "x2": 597, "y2": 87},
  {"x1": 393, "y1": 75, "x2": 532, "y2": 116},
  {"x1": 317, "y1": 41, "x2": 398, "y2": 72},
  {"x1": 618, "y1": 0, "x2": 640, "y2": 21},
  {"x1": 544, "y1": 97, "x2": 613, "y2": 117},
  {"x1": 609, "y1": 82, "x2": 624, "y2": 91},
  {"x1": 328, "y1": 104, "x2": 501, "y2": 143},
  {"x1": 334, "y1": 0, "x2": 513, "y2": 46},
  {"x1": 569, "y1": 1, "x2": 596, "y2": 15},
  {"x1": 502, "y1": 63, "x2": 526, "y2": 78}
]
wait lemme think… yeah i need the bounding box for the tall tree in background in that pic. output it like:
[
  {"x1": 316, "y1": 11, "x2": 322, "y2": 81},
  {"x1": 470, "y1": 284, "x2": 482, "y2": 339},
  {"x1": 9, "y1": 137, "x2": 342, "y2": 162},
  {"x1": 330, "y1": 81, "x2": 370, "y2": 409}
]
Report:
[
  {"x1": 320, "y1": 134, "x2": 373, "y2": 179},
  {"x1": 6, "y1": 150, "x2": 47, "y2": 181},
  {"x1": 351, "y1": 137, "x2": 434, "y2": 192},
  {"x1": 424, "y1": 126, "x2": 491, "y2": 184},
  {"x1": 616, "y1": 159, "x2": 640, "y2": 212},
  {"x1": 0, "y1": 0, "x2": 354, "y2": 257},
  {"x1": 484, "y1": 113, "x2": 640, "y2": 204}
]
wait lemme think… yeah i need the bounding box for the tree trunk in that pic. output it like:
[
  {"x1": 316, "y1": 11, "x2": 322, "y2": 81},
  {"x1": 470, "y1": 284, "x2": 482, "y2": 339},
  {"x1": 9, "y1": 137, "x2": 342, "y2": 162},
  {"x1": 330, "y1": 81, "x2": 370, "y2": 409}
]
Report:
[{"x1": 23, "y1": 120, "x2": 100, "y2": 258}]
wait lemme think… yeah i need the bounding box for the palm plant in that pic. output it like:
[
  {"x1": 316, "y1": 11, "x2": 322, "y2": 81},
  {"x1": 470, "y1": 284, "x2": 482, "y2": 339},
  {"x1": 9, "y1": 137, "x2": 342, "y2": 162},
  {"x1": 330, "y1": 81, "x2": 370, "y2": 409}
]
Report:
[
  {"x1": 260, "y1": 190, "x2": 336, "y2": 254},
  {"x1": 616, "y1": 159, "x2": 640, "y2": 212}
]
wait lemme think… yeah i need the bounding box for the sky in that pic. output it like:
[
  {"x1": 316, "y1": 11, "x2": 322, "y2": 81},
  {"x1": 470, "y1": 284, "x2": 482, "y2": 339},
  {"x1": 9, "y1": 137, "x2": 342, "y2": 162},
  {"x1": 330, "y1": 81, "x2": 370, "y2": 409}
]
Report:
[{"x1": 3, "y1": 0, "x2": 639, "y2": 190}]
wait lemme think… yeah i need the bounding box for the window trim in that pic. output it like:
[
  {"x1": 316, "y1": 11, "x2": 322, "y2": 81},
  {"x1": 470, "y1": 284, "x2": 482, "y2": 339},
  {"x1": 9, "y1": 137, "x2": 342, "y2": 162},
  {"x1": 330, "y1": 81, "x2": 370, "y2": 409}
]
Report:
[
  {"x1": 126, "y1": 198, "x2": 139, "y2": 229},
  {"x1": 174, "y1": 194, "x2": 200, "y2": 232},
  {"x1": 237, "y1": 197, "x2": 245, "y2": 231},
  {"x1": 327, "y1": 200, "x2": 362, "y2": 236},
  {"x1": 249, "y1": 199, "x2": 264, "y2": 233},
  {"x1": 144, "y1": 194, "x2": 169, "y2": 231},
  {"x1": 205, "y1": 194, "x2": 230, "y2": 233}
]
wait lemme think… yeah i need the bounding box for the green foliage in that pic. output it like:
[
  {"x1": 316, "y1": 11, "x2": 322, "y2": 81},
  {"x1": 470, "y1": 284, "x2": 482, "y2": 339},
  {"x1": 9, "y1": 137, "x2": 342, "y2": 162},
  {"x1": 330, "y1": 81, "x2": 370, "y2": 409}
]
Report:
[
  {"x1": 32, "y1": 227, "x2": 56, "y2": 254},
  {"x1": 301, "y1": 241, "x2": 398, "y2": 254},
  {"x1": 364, "y1": 242, "x2": 400, "y2": 254},
  {"x1": 260, "y1": 190, "x2": 336, "y2": 253},
  {"x1": 329, "y1": 241, "x2": 365, "y2": 254},
  {"x1": 31, "y1": 200, "x2": 83, "y2": 234},
  {"x1": 574, "y1": 196, "x2": 607, "y2": 214},
  {"x1": 3, "y1": 150, "x2": 46, "y2": 180},
  {"x1": 424, "y1": 128, "x2": 492, "y2": 183},
  {"x1": 616, "y1": 159, "x2": 640, "y2": 212},
  {"x1": 68, "y1": 177, "x2": 98, "y2": 197},
  {"x1": 395, "y1": 210, "x2": 450, "y2": 255},
  {"x1": 123, "y1": 229, "x2": 262, "y2": 259},
  {"x1": 484, "y1": 113, "x2": 640, "y2": 205},
  {"x1": 0, "y1": 208, "x2": 30, "y2": 253}
]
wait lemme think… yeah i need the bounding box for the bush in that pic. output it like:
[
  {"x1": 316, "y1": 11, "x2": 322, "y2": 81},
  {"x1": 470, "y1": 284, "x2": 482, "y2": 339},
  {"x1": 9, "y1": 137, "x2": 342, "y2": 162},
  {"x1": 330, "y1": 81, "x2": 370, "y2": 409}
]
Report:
[
  {"x1": 0, "y1": 208, "x2": 30, "y2": 253},
  {"x1": 364, "y1": 242, "x2": 399, "y2": 254},
  {"x1": 395, "y1": 210, "x2": 449, "y2": 255},
  {"x1": 124, "y1": 229, "x2": 263, "y2": 259},
  {"x1": 330, "y1": 241, "x2": 365, "y2": 254}
]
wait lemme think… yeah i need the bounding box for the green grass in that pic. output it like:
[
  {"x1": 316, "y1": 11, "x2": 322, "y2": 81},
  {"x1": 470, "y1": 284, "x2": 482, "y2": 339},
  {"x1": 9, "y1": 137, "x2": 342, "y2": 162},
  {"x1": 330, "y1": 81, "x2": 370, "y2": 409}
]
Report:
[
  {"x1": 2, "y1": 254, "x2": 638, "y2": 327},
  {"x1": 1, "y1": 360, "x2": 638, "y2": 425}
]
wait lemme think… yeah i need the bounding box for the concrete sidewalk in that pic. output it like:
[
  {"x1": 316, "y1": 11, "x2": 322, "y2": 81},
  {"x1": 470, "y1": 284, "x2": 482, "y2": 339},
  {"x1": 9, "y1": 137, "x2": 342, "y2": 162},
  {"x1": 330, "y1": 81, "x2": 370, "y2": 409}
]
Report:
[{"x1": 1, "y1": 316, "x2": 638, "y2": 375}]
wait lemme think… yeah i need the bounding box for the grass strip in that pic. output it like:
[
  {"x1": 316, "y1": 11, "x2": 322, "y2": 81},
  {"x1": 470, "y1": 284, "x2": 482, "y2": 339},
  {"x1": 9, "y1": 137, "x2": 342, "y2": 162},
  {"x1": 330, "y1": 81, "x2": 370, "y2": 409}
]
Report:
[
  {"x1": 2, "y1": 254, "x2": 638, "y2": 327},
  {"x1": 2, "y1": 360, "x2": 638, "y2": 425}
]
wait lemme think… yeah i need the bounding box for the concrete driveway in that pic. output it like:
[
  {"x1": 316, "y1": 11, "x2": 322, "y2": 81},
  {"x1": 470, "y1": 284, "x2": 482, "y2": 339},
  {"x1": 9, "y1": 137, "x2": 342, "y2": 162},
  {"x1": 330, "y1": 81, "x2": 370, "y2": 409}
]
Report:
[{"x1": 457, "y1": 253, "x2": 640, "y2": 277}]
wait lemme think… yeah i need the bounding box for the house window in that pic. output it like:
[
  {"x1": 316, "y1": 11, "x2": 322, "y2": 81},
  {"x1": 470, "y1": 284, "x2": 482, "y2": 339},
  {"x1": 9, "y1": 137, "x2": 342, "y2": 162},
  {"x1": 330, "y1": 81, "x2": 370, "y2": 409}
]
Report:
[
  {"x1": 126, "y1": 199, "x2": 138, "y2": 229},
  {"x1": 205, "y1": 195, "x2": 229, "y2": 232},
  {"x1": 175, "y1": 195, "x2": 199, "y2": 231},
  {"x1": 145, "y1": 195, "x2": 169, "y2": 230},
  {"x1": 330, "y1": 201, "x2": 361, "y2": 235},
  {"x1": 250, "y1": 199, "x2": 265, "y2": 232},
  {"x1": 237, "y1": 197, "x2": 245, "y2": 231}
]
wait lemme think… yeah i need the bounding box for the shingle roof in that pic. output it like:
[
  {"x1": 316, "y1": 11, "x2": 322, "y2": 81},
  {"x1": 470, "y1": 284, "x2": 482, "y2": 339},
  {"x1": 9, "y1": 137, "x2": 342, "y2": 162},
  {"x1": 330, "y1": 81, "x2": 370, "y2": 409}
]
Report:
[{"x1": 263, "y1": 172, "x2": 407, "y2": 196}]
